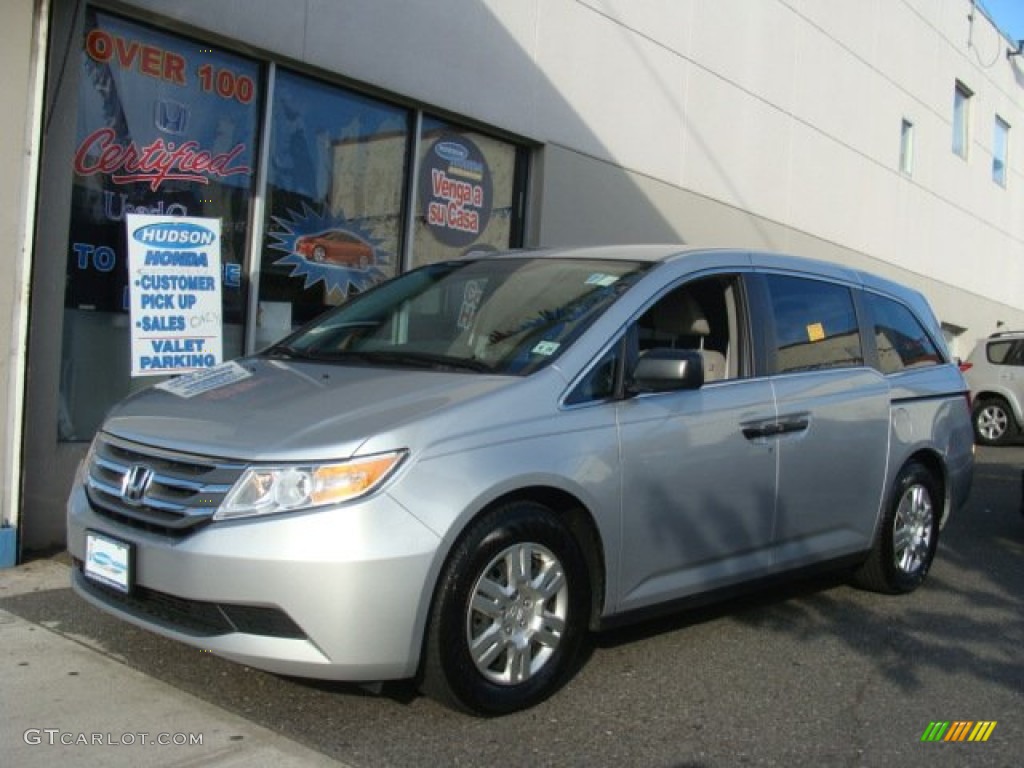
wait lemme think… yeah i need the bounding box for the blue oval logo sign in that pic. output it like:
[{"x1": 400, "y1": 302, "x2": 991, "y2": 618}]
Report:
[
  {"x1": 132, "y1": 221, "x2": 216, "y2": 249},
  {"x1": 434, "y1": 141, "x2": 469, "y2": 163}
]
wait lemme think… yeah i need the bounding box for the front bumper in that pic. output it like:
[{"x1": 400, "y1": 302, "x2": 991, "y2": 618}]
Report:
[{"x1": 67, "y1": 481, "x2": 442, "y2": 681}]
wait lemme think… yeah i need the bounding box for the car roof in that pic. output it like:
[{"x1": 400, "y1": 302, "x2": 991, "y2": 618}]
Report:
[
  {"x1": 472, "y1": 245, "x2": 917, "y2": 294},
  {"x1": 468, "y1": 244, "x2": 703, "y2": 263}
]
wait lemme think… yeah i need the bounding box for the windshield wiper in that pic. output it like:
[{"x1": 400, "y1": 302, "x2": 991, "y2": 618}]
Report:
[
  {"x1": 264, "y1": 346, "x2": 493, "y2": 372},
  {"x1": 368, "y1": 350, "x2": 493, "y2": 372},
  {"x1": 264, "y1": 344, "x2": 313, "y2": 360},
  {"x1": 331, "y1": 349, "x2": 493, "y2": 372}
]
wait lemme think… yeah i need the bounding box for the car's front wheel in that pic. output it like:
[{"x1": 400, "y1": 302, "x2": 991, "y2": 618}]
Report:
[
  {"x1": 853, "y1": 462, "x2": 940, "y2": 594},
  {"x1": 421, "y1": 501, "x2": 589, "y2": 715},
  {"x1": 973, "y1": 397, "x2": 1015, "y2": 445}
]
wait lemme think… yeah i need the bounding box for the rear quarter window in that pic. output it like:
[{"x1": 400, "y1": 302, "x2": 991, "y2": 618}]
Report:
[
  {"x1": 986, "y1": 340, "x2": 1015, "y2": 365},
  {"x1": 863, "y1": 292, "x2": 943, "y2": 374}
]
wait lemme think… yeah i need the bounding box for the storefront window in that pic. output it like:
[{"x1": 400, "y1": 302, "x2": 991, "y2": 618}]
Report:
[
  {"x1": 57, "y1": 14, "x2": 528, "y2": 442},
  {"x1": 257, "y1": 70, "x2": 410, "y2": 343},
  {"x1": 59, "y1": 9, "x2": 261, "y2": 440},
  {"x1": 412, "y1": 117, "x2": 525, "y2": 267}
]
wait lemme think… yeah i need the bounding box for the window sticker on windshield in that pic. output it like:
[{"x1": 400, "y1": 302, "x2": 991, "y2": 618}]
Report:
[
  {"x1": 457, "y1": 280, "x2": 485, "y2": 330},
  {"x1": 806, "y1": 322, "x2": 826, "y2": 342},
  {"x1": 585, "y1": 273, "x2": 619, "y2": 287},
  {"x1": 532, "y1": 341, "x2": 561, "y2": 356}
]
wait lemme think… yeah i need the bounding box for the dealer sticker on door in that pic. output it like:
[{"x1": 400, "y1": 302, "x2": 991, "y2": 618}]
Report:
[{"x1": 84, "y1": 531, "x2": 132, "y2": 593}]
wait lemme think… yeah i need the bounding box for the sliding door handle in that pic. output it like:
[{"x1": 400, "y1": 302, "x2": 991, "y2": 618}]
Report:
[{"x1": 742, "y1": 418, "x2": 809, "y2": 440}]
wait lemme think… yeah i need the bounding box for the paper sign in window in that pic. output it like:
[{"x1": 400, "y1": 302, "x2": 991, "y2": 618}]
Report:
[{"x1": 806, "y1": 322, "x2": 826, "y2": 342}]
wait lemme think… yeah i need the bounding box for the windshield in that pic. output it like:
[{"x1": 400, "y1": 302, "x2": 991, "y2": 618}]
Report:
[{"x1": 267, "y1": 256, "x2": 649, "y2": 374}]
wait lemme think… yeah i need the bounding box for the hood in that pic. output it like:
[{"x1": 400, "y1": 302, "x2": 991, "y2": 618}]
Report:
[{"x1": 102, "y1": 358, "x2": 518, "y2": 461}]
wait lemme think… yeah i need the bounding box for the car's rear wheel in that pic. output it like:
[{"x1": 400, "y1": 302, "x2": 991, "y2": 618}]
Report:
[
  {"x1": 853, "y1": 462, "x2": 940, "y2": 594},
  {"x1": 972, "y1": 397, "x2": 1014, "y2": 445},
  {"x1": 421, "y1": 501, "x2": 589, "y2": 715}
]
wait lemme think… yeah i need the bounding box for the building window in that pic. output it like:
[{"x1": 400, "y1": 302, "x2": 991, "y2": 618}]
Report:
[
  {"x1": 257, "y1": 69, "x2": 411, "y2": 342},
  {"x1": 412, "y1": 116, "x2": 527, "y2": 268},
  {"x1": 59, "y1": 13, "x2": 529, "y2": 442},
  {"x1": 952, "y1": 81, "x2": 972, "y2": 159},
  {"x1": 59, "y1": 10, "x2": 262, "y2": 440},
  {"x1": 256, "y1": 74, "x2": 529, "y2": 345},
  {"x1": 993, "y1": 116, "x2": 1010, "y2": 187},
  {"x1": 899, "y1": 119, "x2": 914, "y2": 175}
]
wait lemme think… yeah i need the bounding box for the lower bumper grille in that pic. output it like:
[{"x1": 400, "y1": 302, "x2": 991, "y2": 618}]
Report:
[{"x1": 73, "y1": 561, "x2": 307, "y2": 640}]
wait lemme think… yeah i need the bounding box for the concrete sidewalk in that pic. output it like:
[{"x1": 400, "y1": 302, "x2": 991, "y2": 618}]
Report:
[{"x1": 0, "y1": 558, "x2": 346, "y2": 767}]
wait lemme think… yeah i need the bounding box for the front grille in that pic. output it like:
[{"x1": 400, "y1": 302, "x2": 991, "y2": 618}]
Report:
[
  {"x1": 86, "y1": 433, "x2": 245, "y2": 537},
  {"x1": 73, "y1": 561, "x2": 307, "y2": 640}
]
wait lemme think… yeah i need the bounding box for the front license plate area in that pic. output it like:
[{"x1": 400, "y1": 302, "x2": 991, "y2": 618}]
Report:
[{"x1": 84, "y1": 531, "x2": 133, "y2": 594}]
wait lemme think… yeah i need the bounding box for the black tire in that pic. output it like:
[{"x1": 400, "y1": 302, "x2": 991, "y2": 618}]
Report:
[
  {"x1": 421, "y1": 501, "x2": 589, "y2": 715},
  {"x1": 853, "y1": 462, "x2": 940, "y2": 594},
  {"x1": 972, "y1": 397, "x2": 1015, "y2": 445},
  {"x1": 312, "y1": 245, "x2": 326, "y2": 262}
]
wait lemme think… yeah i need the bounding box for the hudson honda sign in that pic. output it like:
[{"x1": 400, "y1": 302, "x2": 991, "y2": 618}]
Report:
[{"x1": 126, "y1": 214, "x2": 223, "y2": 376}]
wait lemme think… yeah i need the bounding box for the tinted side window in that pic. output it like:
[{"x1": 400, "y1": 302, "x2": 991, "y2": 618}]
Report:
[
  {"x1": 1012, "y1": 342, "x2": 1024, "y2": 366},
  {"x1": 864, "y1": 292, "x2": 943, "y2": 374},
  {"x1": 765, "y1": 275, "x2": 863, "y2": 374},
  {"x1": 987, "y1": 340, "x2": 1016, "y2": 365}
]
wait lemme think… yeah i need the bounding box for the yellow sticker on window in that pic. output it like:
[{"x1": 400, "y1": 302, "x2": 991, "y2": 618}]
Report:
[{"x1": 807, "y1": 322, "x2": 825, "y2": 342}]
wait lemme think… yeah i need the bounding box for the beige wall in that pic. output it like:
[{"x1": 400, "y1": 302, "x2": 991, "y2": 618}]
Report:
[
  {"x1": 123, "y1": 0, "x2": 1024, "y2": 345},
  {"x1": 0, "y1": 0, "x2": 44, "y2": 539}
]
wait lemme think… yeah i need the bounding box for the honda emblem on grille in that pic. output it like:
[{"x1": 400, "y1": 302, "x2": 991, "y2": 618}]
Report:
[{"x1": 121, "y1": 464, "x2": 154, "y2": 506}]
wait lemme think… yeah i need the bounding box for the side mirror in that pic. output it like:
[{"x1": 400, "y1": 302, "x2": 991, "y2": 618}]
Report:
[{"x1": 629, "y1": 348, "x2": 704, "y2": 393}]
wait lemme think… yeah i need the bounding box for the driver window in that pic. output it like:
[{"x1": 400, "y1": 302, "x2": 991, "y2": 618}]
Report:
[
  {"x1": 565, "y1": 274, "x2": 741, "y2": 405},
  {"x1": 635, "y1": 275, "x2": 739, "y2": 382}
]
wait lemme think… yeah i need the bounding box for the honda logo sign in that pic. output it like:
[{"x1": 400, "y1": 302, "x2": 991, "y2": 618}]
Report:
[{"x1": 121, "y1": 464, "x2": 154, "y2": 506}]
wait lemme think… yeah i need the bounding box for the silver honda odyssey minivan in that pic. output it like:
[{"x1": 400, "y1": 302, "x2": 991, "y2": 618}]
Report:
[{"x1": 68, "y1": 246, "x2": 974, "y2": 714}]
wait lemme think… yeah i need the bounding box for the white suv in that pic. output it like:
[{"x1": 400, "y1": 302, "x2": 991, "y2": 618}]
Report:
[{"x1": 961, "y1": 331, "x2": 1024, "y2": 444}]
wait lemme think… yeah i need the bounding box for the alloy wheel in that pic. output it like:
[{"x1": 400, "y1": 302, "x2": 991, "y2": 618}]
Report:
[
  {"x1": 893, "y1": 483, "x2": 934, "y2": 575},
  {"x1": 465, "y1": 542, "x2": 569, "y2": 686},
  {"x1": 975, "y1": 404, "x2": 1009, "y2": 442}
]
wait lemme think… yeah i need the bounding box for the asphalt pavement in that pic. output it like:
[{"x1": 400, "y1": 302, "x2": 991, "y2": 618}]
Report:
[{"x1": 1, "y1": 445, "x2": 1022, "y2": 767}]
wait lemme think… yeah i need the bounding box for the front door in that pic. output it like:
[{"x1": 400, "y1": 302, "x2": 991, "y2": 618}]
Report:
[
  {"x1": 613, "y1": 274, "x2": 780, "y2": 613},
  {"x1": 615, "y1": 379, "x2": 779, "y2": 613}
]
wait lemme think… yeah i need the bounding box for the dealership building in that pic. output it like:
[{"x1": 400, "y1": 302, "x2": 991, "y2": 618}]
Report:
[{"x1": 2, "y1": 0, "x2": 1023, "y2": 559}]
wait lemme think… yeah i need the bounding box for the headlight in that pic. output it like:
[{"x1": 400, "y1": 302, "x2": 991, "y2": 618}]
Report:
[{"x1": 214, "y1": 451, "x2": 406, "y2": 520}]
